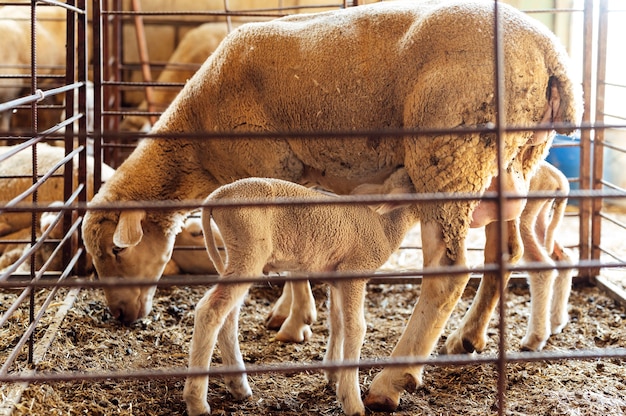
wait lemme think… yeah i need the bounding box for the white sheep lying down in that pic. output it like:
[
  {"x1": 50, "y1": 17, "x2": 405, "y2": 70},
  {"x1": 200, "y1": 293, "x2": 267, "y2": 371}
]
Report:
[
  {"x1": 81, "y1": 0, "x2": 581, "y2": 412},
  {"x1": 184, "y1": 177, "x2": 420, "y2": 416}
]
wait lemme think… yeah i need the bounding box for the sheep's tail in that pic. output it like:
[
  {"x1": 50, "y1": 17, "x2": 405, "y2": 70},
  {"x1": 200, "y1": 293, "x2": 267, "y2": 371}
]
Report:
[
  {"x1": 545, "y1": 41, "x2": 583, "y2": 136},
  {"x1": 202, "y1": 207, "x2": 226, "y2": 275}
]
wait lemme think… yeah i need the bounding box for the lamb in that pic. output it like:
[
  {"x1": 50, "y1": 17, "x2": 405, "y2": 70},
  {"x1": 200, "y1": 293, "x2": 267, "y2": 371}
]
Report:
[
  {"x1": 435, "y1": 160, "x2": 575, "y2": 355},
  {"x1": 0, "y1": 5, "x2": 67, "y2": 133},
  {"x1": 519, "y1": 161, "x2": 574, "y2": 350},
  {"x1": 81, "y1": 1, "x2": 581, "y2": 412},
  {"x1": 120, "y1": 22, "x2": 232, "y2": 133},
  {"x1": 183, "y1": 177, "x2": 420, "y2": 416}
]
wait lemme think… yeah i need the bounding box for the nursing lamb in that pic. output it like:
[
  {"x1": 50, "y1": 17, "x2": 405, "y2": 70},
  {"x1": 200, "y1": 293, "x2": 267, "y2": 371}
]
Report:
[
  {"x1": 184, "y1": 177, "x2": 420, "y2": 416},
  {"x1": 440, "y1": 160, "x2": 575, "y2": 355},
  {"x1": 82, "y1": 1, "x2": 581, "y2": 412}
]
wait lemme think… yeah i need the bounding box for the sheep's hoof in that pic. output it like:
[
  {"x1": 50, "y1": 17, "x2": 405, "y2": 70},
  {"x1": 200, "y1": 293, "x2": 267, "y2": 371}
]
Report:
[
  {"x1": 275, "y1": 325, "x2": 312, "y2": 343},
  {"x1": 520, "y1": 334, "x2": 546, "y2": 352},
  {"x1": 440, "y1": 335, "x2": 477, "y2": 355},
  {"x1": 363, "y1": 393, "x2": 399, "y2": 412}
]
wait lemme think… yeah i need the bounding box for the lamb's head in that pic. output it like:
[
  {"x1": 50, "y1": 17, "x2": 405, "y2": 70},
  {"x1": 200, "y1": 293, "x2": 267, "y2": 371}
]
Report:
[{"x1": 82, "y1": 208, "x2": 176, "y2": 324}]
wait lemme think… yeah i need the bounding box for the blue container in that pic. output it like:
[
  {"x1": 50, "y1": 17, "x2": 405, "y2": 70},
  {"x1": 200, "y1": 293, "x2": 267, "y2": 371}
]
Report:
[{"x1": 545, "y1": 134, "x2": 581, "y2": 205}]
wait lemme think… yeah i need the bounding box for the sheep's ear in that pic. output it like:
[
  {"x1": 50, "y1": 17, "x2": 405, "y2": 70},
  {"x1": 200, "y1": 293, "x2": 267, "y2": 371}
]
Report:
[{"x1": 113, "y1": 210, "x2": 146, "y2": 248}]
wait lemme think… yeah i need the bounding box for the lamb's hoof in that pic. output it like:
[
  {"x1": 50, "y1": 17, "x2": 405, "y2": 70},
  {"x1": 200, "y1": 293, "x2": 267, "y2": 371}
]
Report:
[
  {"x1": 275, "y1": 325, "x2": 312, "y2": 343},
  {"x1": 520, "y1": 334, "x2": 547, "y2": 352},
  {"x1": 363, "y1": 393, "x2": 399, "y2": 412},
  {"x1": 265, "y1": 312, "x2": 287, "y2": 330},
  {"x1": 551, "y1": 316, "x2": 569, "y2": 335}
]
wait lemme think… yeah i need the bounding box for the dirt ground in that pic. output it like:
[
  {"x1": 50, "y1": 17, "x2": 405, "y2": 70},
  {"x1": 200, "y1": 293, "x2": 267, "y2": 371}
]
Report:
[
  {"x1": 2, "y1": 208, "x2": 626, "y2": 416},
  {"x1": 2, "y1": 276, "x2": 625, "y2": 416}
]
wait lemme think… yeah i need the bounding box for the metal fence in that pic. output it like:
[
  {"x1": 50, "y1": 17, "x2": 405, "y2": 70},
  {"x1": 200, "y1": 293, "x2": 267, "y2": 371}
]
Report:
[{"x1": 1, "y1": 0, "x2": 625, "y2": 415}]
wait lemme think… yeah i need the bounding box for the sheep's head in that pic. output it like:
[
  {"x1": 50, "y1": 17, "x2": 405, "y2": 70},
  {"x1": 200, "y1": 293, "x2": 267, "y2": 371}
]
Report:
[{"x1": 82, "y1": 209, "x2": 176, "y2": 324}]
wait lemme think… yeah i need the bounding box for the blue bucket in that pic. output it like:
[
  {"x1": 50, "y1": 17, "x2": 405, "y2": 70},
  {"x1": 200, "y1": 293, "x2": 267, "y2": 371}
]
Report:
[{"x1": 545, "y1": 134, "x2": 581, "y2": 205}]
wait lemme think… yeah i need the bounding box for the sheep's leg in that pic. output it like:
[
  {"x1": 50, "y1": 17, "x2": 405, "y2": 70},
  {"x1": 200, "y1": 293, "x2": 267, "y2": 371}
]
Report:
[
  {"x1": 217, "y1": 303, "x2": 252, "y2": 400},
  {"x1": 519, "y1": 211, "x2": 556, "y2": 352},
  {"x1": 364, "y1": 220, "x2": 470, "y2": 412},
  {"x1": 275, "y1": 278, "x2": 316, "y2": 343},
  {"x1": 549, "y1": 242, "x2": 573, "y2": 335},
  {"x1": 330, "y1": 279, "x2": 367, "y2": 416},
  {"x1": 522, "y1": 267, "x2": 557, "y2": 351},
  {"x1": 324, "y1": 282, "x2": 344, "y2": 387},
  {"x1": 441, "y1": 220, "x2": 522, "y2": 355},
  {"x1": 183, "y1": 280, "x2": 253, "y2": 416},
  {"x1": 266, "y1": 281, "x2": 293, "y2": 329}
]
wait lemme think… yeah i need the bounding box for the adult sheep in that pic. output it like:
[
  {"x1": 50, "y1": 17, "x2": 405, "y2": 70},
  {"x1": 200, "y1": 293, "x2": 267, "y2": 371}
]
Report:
[{"x1": 81, "y1": 0, "x2": 581, "y2": 412}]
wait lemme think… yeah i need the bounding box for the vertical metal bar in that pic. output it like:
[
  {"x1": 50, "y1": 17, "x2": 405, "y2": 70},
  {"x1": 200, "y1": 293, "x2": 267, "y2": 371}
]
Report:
[
  {"x1": 492, "y1": 1, "x2": 508, "y2": 415},
  {"x1": 28, "y1": 0, "x2": 38, "y2": 366},
  {"x1": 77, "y1": 0, "x2": 89, "y2": 275},
  {"x1": 131, "y1": 0, "x2": 157, "y2": 126},
  {"x1": 64, "y1": 1, "x2": 76, "y2": 271},
  {"x1": 93, "y1": 0, "x2": 103, "y2": 187},
  {"x1": 591, "y1": 0, "x2": 609, "y2": 277},
  {"x1": 578, "y1": 0, "x2": 595, "y2": 281}
]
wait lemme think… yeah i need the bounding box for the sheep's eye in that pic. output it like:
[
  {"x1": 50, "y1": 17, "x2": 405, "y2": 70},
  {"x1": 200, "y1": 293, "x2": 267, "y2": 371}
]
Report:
[{"x1": 112, "y1": 245, "x2": 125, "y2": 256}]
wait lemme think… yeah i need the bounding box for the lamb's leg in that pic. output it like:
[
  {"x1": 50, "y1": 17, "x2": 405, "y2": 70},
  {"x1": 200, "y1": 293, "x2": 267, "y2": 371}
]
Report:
[
  {"x1": 217, "y1": 303, "x2": 252, "y2": 399},
  {"x1": 183, "y1": 280, "x2": 252, "y2": 416},
  {"x1": 549, "y1": 242, "x2": 573, "y2": 335},
  {"x1": 324, "y1": 282, "x2": 344, "y2": 387},
  {"x1": 522, "y1": 267, "x2": 557, "y2": 351},
  {"x1": 330, "y1": 279, "x2": 367, "y2": 416},
  {"x1": 519, "y1": 211, "x2": 555, "y2": 352},
  {"x1": 364, "y1": 220, "x2": 470, "y2": 411},
  {"x1": 275, "y1": 278, "x2": 316, "y2": 343},
  {"x1": 441, "y1": 220, "x2": 522, "y2": 355}
]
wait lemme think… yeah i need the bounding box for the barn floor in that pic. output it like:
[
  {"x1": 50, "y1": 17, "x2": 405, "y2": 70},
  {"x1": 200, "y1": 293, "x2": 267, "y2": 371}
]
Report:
[
  {"x1": 1, "y1": 278, "x2": 625, "y2": 416},
  {"x1": 2, "y1": 208, "x2": 625, "y2": 416}
]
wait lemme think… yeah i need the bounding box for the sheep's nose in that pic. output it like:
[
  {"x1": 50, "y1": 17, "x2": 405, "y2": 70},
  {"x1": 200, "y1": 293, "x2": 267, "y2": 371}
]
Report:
[{"x1": 110, "y1": 306, "x2": 135, "y2": 326}]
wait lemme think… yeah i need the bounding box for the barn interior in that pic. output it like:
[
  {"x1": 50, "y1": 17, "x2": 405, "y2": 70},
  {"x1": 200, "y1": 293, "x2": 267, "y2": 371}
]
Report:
[{"x1": 0, "y1": 1, "x2": 625, "y2": 415}]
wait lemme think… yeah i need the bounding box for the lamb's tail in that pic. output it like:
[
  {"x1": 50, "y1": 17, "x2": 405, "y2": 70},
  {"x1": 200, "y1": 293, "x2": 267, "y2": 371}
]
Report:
[
  {"x1": 201, "y1": 207, "x2": 225, "y2": 275},
  {"x1": 544, "y1": 173, "x2": 570, "y2": 256}
]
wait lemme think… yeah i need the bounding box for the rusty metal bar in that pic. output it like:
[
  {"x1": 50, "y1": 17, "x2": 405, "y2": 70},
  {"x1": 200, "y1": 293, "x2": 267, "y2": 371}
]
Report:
[
  {"x1": 130, "y1": 0, "x2": 157, "y2": 126},
  {"x1": 578, "y1": 0, "x2": 595, "y2": 281},
  {"x1": 591, "y1": 0, "x2": 609, "y2": 278}
]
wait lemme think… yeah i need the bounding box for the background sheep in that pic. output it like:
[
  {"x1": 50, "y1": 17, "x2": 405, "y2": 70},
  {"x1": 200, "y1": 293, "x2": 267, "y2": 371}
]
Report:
[
  {"x1": 120, "y1": 23, "x2": 232, "y2": 133},
  {"x1": 0, "y1": 5, "x2": 67, "y2": 133},
  {"x1": 0, "y1": 202, "x2": 86, "y2": 273},
  {"x1": 184, "y1": 177, "x2": 420, "y2": 416},
  {"x1": 81, "y1": 1, "x2": 581, "y2": 411},
  {"x1": 0, "y1": 143, "x2": 115, "y2": 237}
]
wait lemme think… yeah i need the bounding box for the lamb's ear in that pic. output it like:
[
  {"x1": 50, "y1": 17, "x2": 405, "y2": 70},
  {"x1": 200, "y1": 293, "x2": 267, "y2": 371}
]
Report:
[{"x1": 113, "y1": 210, "x2": 146, "y2": 248}]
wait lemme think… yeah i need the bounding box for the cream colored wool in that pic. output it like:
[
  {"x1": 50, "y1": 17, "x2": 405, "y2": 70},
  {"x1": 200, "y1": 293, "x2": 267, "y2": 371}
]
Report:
[
  {"x1": 0, "y1": 6, "x2": 67, "y2": 131},
  {"x1": 0, "y1": 143, "x2": 115, "y2": 235},
  {"x1": 82, "y1": 1, "x2": 581, "y2": 413},
  {"x1": 184, "y1": 177, "x2": 420, "y2": 416}
]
